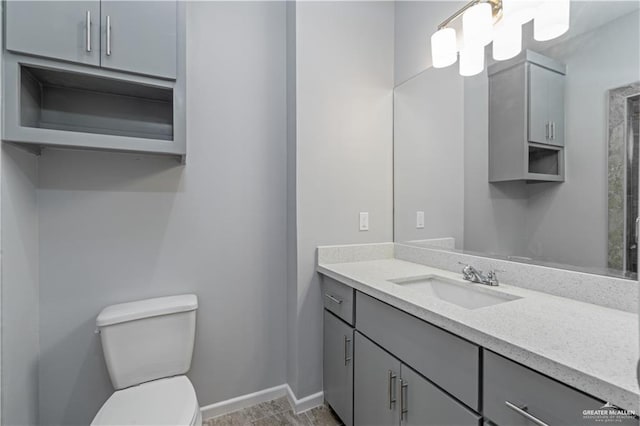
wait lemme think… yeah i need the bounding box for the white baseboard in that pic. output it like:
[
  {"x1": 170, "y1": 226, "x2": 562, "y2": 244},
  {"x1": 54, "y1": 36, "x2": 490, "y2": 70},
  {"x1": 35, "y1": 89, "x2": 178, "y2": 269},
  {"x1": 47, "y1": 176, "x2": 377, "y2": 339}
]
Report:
[
  {"x1": 286, "y1": 385, "x2": 324, "y2": 414},
  {"x1": 200, "y1": 384, "x2": 288, "y2": 420},
  {"x1": 199, "y1": 384, "x2": 324, "y2": 419}
]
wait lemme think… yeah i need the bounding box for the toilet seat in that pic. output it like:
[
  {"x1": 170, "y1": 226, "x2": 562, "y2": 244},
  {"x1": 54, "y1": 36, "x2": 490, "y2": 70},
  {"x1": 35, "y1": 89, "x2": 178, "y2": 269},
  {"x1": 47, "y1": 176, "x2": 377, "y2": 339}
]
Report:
[{"x1": 91, "y1": 375, "x2": 200, "y2": 426}]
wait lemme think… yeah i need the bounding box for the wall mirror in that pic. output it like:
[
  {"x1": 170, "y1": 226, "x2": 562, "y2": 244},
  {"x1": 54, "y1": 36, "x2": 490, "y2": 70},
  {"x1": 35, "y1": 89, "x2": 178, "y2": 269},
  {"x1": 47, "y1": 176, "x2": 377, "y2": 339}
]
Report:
[{"x1": 394, "y1": 0, "x2": 640, "y2": 279}]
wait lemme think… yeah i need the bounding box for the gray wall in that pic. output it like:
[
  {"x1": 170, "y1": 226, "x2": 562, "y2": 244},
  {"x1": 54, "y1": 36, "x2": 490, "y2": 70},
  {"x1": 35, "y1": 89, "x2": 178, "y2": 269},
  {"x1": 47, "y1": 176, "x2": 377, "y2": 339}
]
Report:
[
  {"x1": 289, "y1": 1, "x2": 394, "y2": 398},
  {"x1": 1, "y1": 144, "x2": 39, "y2": 426},
  {"x1": 463, "y1": 71, "x2": 529, "y2": 258},
  {"x1": 285, "y1": 0, "x2": 299, "y2": 399},
  {"x1": 36, "y1": 2, "x2": 288, "y2": 424},
  {"x1": 394, "y1": 66, "x2": 464, "y2": 246}
]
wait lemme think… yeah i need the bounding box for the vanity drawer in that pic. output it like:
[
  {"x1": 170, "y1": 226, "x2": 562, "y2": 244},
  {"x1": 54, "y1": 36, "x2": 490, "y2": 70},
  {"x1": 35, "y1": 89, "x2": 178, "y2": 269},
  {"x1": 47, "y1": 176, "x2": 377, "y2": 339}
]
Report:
[
  {"x1": 484, "y1": 350, "x2": 637, "y2": 425},
  {"x1": 322, "y1": 276, "x2": 355, "y2": 325},
  {"x1": 356, "y1": 291, "x2": 480, "y2": 410}
]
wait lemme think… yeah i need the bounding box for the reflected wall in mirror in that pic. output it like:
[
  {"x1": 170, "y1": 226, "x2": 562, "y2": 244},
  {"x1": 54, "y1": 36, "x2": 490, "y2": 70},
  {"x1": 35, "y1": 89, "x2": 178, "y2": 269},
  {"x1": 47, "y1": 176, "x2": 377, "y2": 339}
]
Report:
[{"x1": 394, "y1": 1, "x2": 640, "y2": 279}]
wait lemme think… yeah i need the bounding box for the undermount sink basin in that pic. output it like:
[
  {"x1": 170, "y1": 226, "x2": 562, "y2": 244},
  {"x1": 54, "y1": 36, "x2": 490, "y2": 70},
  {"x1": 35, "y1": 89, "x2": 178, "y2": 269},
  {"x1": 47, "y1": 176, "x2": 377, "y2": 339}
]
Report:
[{"x1": 388, "y1": 275, "x2": 521, "y2": 310}]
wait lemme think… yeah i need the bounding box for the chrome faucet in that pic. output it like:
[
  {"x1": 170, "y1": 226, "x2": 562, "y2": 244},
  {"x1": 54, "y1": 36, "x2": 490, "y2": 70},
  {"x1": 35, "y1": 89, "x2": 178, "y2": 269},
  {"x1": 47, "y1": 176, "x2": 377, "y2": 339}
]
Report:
[{"x1": 458, "y1": 262, "x2": 501, "y2": 286}]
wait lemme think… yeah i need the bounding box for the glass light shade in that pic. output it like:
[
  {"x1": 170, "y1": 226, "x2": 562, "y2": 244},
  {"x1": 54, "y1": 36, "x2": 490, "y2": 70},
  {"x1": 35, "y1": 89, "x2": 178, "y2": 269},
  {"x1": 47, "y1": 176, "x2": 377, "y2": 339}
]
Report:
[
  {"x1": 492, "y1": 18, "x2": 522, "y2": 61},
  {"x1": 459, "y1": 46, "x2": 484, "y2": 76},
  {"x1": 431, "y1": 28, "x2": 458, "y2": 68},
  {"x1": 502, "y1": 0, "x2": 538, "y2": 25},
  {"x1": 534, "y1": 0, "x2": 570, "y2": 41},
  {"x1": 462, "y1": 3, "x2": 493, "y2": 47}
]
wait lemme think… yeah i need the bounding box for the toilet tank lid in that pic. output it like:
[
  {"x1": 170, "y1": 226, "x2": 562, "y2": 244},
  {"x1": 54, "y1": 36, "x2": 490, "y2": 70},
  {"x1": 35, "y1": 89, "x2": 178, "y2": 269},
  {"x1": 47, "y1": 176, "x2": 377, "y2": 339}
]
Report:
[{"x1": 96, "y1": 294, "x2": 198, "y2": 327}]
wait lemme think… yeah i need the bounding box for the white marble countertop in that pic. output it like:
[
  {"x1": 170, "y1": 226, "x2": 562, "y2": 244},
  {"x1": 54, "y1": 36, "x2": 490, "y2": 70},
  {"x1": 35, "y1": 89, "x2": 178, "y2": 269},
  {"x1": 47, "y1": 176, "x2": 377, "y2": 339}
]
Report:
[{"x1": 317, "y1": 258, "x2": 640, "y2": 412}]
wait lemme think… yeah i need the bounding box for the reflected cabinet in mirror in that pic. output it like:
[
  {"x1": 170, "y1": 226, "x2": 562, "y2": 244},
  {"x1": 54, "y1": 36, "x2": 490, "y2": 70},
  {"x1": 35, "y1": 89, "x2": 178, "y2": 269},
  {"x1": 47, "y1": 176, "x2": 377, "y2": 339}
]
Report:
[{"x1": 394, "y1": 1, "x2": 640, "y2": 279}]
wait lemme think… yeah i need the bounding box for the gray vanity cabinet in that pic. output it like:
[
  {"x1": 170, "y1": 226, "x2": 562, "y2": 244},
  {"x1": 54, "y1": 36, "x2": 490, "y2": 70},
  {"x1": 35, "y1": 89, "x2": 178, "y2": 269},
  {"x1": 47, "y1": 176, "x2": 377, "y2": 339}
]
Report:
[
  {"x1": 5, "y1": 1, "x2": 101, "y2": 66},
  {"x1": 100, "y1": 1, "x2": 177, "y2": 79},
  {"x1": 354, "y1": 331, "x2": 481, "y2": 426},
  {"x1": 323, "y1": 311, "x2": 354, "y2": 426},
  {"x1": 488, "y1": 50, "x2": 566, "y2": 183}
]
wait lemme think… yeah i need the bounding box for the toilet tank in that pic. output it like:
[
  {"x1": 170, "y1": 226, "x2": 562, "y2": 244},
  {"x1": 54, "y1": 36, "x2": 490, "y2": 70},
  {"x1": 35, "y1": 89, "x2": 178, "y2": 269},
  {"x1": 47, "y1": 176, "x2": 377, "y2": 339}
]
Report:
[{"x1": 96, "y1": 294, "x2": 198, "y2": 390}]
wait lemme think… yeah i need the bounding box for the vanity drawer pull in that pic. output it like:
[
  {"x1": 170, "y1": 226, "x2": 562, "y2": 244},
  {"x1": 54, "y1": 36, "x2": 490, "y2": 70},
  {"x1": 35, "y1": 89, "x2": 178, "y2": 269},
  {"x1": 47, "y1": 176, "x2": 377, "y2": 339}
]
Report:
[
  {"x1": 324, "y1": 293, "x2": 343, "y2": 304},
  {"x1": 505, "y1": 401, "x2": 549, "y2": 426},
  {"x1": 388, "y1": 370, "x2": 397, "y2": 409}
]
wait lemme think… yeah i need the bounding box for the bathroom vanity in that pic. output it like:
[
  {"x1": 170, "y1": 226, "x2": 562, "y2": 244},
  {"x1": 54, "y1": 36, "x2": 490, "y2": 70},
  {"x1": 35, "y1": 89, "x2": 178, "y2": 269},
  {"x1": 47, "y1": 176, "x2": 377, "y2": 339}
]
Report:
[{"x1": 318, "y1": 244, "x2": 639, "y2": 426}]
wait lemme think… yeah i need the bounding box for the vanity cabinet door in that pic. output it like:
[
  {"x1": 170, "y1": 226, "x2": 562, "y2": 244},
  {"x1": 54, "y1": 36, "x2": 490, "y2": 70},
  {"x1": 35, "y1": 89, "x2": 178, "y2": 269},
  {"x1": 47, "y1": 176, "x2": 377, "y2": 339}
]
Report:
[
  {"x1": 100, "y1": 1, "x2": 177, "y2": 79},
  {"x1": 323, "y1": 311, "x2": 354, "y2": 426},
  {"x1": 5, "y1": 1, "x2": 101, "y2": 66},
  {"x1": 546, "y1": 69, "x2": 565, "y2": 146},
  {"x1": 354, "y1": 332, "x2": 401, "y2": 426},
  {"x1": 399, "y1": 365, "x2": 481, "y2": 426},
  {"x1": 528, "y1": 63, "x2": 549, "y2": 144},
  {"x1": 528, "y1": 63, "x2": 565, "y2": 146}
]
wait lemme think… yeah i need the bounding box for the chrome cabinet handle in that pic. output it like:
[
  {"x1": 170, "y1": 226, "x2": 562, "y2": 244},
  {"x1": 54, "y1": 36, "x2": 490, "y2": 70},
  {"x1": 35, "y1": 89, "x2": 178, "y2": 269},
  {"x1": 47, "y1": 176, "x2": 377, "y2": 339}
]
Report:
[
  {"x1": 551, "y1": 122, "x2": 555, "y2": 140},
  {"x1": 388, "y1": 370, "x2": 397, "y2": 409},
  {"x1": 86, "y1": 11, "x2": 91, "y2": 52},
  {"x1": 545, "y1": 122, "x2": 549, "y2": 140},
  {"x1": 505, "y1": 401, "x2": 549, "y2": 426},
  {"x1": 343, "y1": 336, "x2": 351, "y2": 365},
  {"x1": 400, "y1": 379, "x2": 408, "y2": 421},
  {"x1": 324, "y1": 293, "x2": 342, "y2": 304},
  {"x1": 106, "y1": 15, "x2": 112, "y2": 56}
]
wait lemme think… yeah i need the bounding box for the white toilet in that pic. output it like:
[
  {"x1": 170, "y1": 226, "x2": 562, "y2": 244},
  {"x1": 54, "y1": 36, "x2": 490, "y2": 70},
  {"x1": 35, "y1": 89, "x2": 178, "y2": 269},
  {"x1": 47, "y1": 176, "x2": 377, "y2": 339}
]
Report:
[{"x1": 91, "y1": 294, "x2": 202, "y2": 426}]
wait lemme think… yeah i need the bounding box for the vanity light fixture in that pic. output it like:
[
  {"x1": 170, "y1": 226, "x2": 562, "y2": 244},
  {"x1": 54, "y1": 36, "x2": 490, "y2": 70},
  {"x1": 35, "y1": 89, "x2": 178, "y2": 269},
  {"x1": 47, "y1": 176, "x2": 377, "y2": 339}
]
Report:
[{"x1": 430, "y1": 0, "x2": 570, "y2": 76}]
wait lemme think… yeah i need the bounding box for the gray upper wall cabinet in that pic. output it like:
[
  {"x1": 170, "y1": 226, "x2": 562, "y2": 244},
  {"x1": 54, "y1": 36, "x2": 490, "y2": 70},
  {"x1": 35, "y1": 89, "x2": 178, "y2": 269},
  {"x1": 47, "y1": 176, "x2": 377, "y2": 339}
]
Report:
[
  {"x1": 5, "y1": 0, "x2": 177, "y2": 80},
  {"x1": 100, "y1": 1, "x2": 177, "y2": 79},
  {"x1": 2, "y1": 1, "x2": 186, "y2": 159},
  {"x1": 488, "y1": 51, "x2": 566, "y2": 183},
  {"x1": 5, "y1": 1, "x2": 101, "y2": 67}
]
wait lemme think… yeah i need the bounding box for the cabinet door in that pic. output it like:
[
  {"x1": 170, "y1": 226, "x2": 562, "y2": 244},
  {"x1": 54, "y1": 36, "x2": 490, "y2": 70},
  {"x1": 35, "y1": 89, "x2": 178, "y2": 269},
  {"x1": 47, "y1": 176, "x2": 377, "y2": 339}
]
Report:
[
  {"x1": 528, "y1": 63, "x2": 550, "y2": 144},
  {"x1": 399, "y1": 365, "x2": 481, "y2": 426},
  {"x1": 5, "y1": 1, "x2": 101, "y2": 66},
  {"x1": 546, "y1": 70, "x2": 565, "y2": 146},
  {"x1": 101, "y1": 1, "x2": 177, "y2": 79},
  {"x1": 354, "y1": 332, "x2": 401, "y2": 426},
  {"x1": 324, "y1": 311, "x2": 354, "y2": 426}
]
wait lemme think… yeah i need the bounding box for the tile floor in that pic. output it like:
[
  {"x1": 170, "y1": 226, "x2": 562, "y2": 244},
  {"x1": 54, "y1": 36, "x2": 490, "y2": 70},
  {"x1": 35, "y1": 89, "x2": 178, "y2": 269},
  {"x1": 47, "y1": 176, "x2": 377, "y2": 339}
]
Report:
[{"x1": 203, "y1": 397, "x2": 343, "y2": 426}]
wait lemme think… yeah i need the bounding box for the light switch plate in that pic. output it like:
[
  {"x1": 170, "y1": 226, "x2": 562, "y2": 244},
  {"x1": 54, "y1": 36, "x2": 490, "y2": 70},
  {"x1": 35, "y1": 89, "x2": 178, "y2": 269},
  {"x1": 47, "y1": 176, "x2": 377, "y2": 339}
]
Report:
[
  {"x1": 416, "y1": 211, "x2": 425, "y2": 229},
  {"x1": 359, "y1": 212, "x2": 369, "y2": 231}
]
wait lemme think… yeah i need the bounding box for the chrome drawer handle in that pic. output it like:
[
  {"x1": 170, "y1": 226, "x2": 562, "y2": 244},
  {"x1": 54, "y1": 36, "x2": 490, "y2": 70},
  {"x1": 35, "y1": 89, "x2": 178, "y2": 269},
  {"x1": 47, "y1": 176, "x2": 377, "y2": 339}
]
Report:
[
  {"x1": 86, "y1": 11, "x2": 92, "y2": 52},
  {"x1": 324, "y1": 293, "x2": 343, "y2": 304},
  {"x1": 505, "y1": 401, "x2": 549, "y2": 426},
  {"x1": 106, "y1": 15, "x2": 112, "y2": 56},
  {"x1": 388, "y1": 370, "x2": 397, "y2": 409}
]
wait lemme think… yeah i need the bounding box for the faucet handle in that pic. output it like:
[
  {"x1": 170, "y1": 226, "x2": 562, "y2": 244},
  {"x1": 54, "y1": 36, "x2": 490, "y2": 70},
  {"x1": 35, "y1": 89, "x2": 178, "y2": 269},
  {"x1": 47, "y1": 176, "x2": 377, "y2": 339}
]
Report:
[{"x1": 486, "y1": 269, "x2": 504, "y2": 286}]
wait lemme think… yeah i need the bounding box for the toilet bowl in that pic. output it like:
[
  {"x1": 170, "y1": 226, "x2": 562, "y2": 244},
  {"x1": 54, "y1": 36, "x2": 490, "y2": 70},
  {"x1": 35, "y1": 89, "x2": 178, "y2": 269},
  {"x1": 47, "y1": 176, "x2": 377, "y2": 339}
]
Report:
[
  {"x1": 92, "y1": 376, "x2": 201, "y2": 426},
  {"x1": 91, "y1": 294, "x2": 200, "y2": 426}
]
